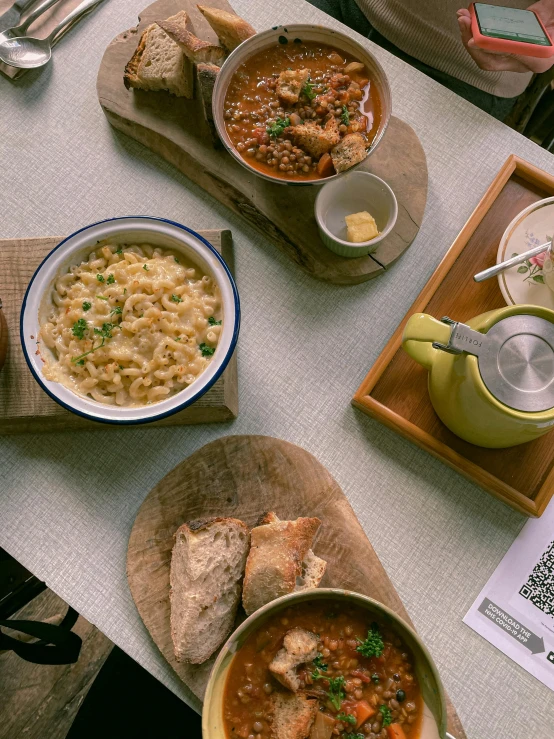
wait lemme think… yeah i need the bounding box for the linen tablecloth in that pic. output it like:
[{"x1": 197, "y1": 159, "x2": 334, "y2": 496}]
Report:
[{"x1": 1, "y1": 0, "x2": 554, "y2": 736}]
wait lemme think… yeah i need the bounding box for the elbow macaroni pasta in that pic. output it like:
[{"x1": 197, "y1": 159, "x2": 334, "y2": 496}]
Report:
[{"x1": 39, "y1": 243, "x2": 222, "y2": 407}]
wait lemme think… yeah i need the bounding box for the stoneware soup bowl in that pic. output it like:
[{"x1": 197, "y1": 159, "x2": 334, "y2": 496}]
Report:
[
  {"x1": 212, "y1": 24, "x2": 392, "y2": 185},
  {"x1": 20, "y1": 216, "x2": 240, "y2": 425},
  {"x1": 202, "y1": 588, "x2": 448, "y2": 739}
]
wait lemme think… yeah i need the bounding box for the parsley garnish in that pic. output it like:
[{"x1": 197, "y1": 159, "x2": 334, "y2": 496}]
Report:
[
  {"x1": 344, "y1": 734, "x2": 364, "y2": 739},
  {"x1": 371, "y1": 673, "x2": 380, "y2": 684},
  {"x1": 171, "y1": 294, "x2": 182, "y2": 303},
  {"x1": 301, "y1": 78, "x2": 316, "y2": 101},
  {"x1": 72, "y1": 318, "x2": 87, "y2": 340},
  {"x1": 174, "y1": 257, "x2": 180, "y2": 263},
  {"x1": 327, "y1": 676, "x2": 345, "y2": 711},
  {"x1": 116, "y1": 248, "x2": 123, "y2": 255},
  {"x1": 110, "y1": 306, "x2": 122, "y2": 316},
  {"x1": 208, "y1": 316, "x2": 222, "y2": 325},
  {"x1": 341, "y1": 105, "x2": 350, "y2": 126},
  {"x1": 199, "y1": 343, "x2": 215, "y2": 357},
  {"x1": 97, "y1": 295, "x2": 108, "y2": 301},
  {"x1": 76, "y1": 359, "x2": 85, "y2": 366},
  {"x1": 107, "y1": 274, "x2": 115, "y2": 284},
  {"x1": 71, "y1": 322, "x2": 118, "y2": 363},
  {"x1": 379, "y1": 706, "x2": 392, "y2": 727},
  {"x1": 313, "y1": 654, "x2": 327, "y2": 670},
  {"x1": 356, "y1": 624, "x2": 384, "y2": 658},
  {"x1": 82, "y1": 301, "x2": 91, "y2": 312},
  {"x1": 143, "y1": 264, "x2": 149, "y2": 271},
  {"x1": 337, "y1": 713, "x2": 356, "y2": 725},
  {"x1": 267, "y1": 116, "x2": 290, "y2": 138},
  {"x1": 96, "y1": 274, "x2": 105, "y2": 283}
]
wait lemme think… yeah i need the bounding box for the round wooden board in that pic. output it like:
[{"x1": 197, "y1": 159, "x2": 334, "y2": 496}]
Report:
[
  {"x1": 127, "y1": 435, "x2": 466, "y2": 738},
  {"x1": 97, "y1": 0, "x2": 428, "y2": 285}
]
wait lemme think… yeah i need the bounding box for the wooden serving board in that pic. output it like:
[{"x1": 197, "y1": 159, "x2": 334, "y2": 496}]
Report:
[
  {"x1": 353, "y1": 155, "x2": 554, "y2": 517},
  {"x1": 96, "y1": 0, "x2": 428, "y2": 285},
  {"x1": 127, "y1": 434, "x2": 466, "y2": 737},
  {"x1": 0, "y1": 230, "x2": 237, "y2": 434}
]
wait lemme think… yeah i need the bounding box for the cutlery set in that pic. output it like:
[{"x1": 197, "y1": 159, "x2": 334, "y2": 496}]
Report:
[{"x1": 0, "y1": 0, "x2": 103, "y2": 68}]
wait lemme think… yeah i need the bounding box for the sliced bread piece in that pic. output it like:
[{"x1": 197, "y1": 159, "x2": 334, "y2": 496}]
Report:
[
  {"x1": 269, "y1": 627, "x2": 319, "y2": 691},
  {"x1": 287, "y1": 117, "x2": 341, "y2": 159},
  {"x1": 124, "y1": 11, "x2": 193, "y2": 98},
  {"x1": 330, "y1": 132, "x2": 367, "y2": 173},
  {"x1": 156, "y1": 18, "x2": 225, "y2": 65},
  {"x1": 196, "y1": 62, "x2": 221, "y2": 147},
  {"x1": 271, "y1": 691, "x2": 318, "y2": 739},
  {"x1": 170, "y1": 517, "x2": 249, "y2": 664},
  {"x1": 296, "y1": 549, "x2": 327, "y2": 591},
  {"x1": 197, "y1": 5, "x2": 256, "y2": 52},
  {"x1": 242, "y1": 515, "x2": 322, "y2": 615}
]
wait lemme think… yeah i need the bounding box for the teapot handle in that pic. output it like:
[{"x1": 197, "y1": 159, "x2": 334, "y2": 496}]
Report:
[{"x1": 402, "y1": 313, "x2": 451, "y2": 370}]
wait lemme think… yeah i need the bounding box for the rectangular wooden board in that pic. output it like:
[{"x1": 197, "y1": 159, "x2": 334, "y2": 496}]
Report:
[
  {"x1": 0, "y1": 230, "x2": 238, "y2": 434},
  {"x1": 353, "y1": 155, "x2": 554, "y2": 517}
]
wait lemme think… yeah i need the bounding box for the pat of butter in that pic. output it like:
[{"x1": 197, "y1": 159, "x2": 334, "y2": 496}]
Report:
[{"x1": 345, "y1": 211, "x2": 379, "y2": 243}]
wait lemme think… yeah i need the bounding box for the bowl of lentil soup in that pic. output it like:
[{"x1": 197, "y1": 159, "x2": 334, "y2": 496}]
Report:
[
  {"x1": 202, "y1": 589, "x2": 447, "y2": 739},
  {"x1": 212, "y1": 25, "x2": 391, "y2": 185}
]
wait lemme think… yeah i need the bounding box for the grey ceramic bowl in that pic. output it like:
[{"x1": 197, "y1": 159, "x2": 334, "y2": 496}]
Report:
[
  {"x1": 212, "y1": 24, "x2": 392, "y2": 186},
  {"x1": 202, "y1": 588, "x2": 448, "y2": 739}
]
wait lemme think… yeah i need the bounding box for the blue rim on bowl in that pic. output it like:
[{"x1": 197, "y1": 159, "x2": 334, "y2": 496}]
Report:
[
  {"x1": 20, "y1": 216, "x2": 240, "y2": 425},
  {"x1": 212, "y1": 24, "x2": 392, "y2": 186}
]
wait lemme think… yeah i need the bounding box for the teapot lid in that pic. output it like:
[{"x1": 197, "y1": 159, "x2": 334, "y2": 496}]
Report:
[{"x1": 433, "y1": 315, "x2": 554, "y2": 412}]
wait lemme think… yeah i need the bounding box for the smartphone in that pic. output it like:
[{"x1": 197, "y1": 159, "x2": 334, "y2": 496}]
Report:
[{"x1": 469, "y1": 2, "x2": 554, "y2": 58}]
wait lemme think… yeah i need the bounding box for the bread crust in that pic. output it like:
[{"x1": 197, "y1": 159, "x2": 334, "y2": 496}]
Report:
[
  {"x1": 156, "y1": 19, "x2": 225, "y2": 64},
  {"x1": 197, "y1": 5, "x2": 256, "y2": 52},
  {"x1": 196, "y1": 62, "x2": 221, "y2": 148},
  {"x1": 331, "y1": 132, "x2": 368, "y2": 172},
  {"x1": 123, "y1": 27, "x2": 149, "y2": 90},
  {"x1": 242, "y1": 516, "x2": 321, "y2": 615}
]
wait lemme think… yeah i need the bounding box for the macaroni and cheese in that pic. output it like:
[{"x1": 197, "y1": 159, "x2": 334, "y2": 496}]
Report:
[{"x1": 39, "y1": 242, "x2": 222, "y2": 407}]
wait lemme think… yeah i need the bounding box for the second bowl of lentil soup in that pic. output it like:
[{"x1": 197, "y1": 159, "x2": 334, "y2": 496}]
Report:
[
  {"x1": 212, "y1": 25, "x2": 391, "y2": 185},
  {"x1": 203, "y1": 590, "x2": 447, "y2": 739}
]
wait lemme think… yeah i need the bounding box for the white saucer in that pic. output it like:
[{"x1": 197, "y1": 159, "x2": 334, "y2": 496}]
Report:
[{"x1": 497, "y1": 196, "x2": 554, "y2": 309}]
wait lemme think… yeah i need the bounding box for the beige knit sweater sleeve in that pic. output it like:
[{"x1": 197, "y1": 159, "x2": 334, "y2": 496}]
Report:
[{"x1": 356, "y1": 0, "x2": 533, "y2": 97}]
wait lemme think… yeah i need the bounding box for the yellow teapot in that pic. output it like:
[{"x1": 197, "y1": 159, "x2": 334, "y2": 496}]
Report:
[{"x1": 402, "y1": 305, "x2": 554, "y2": 448}]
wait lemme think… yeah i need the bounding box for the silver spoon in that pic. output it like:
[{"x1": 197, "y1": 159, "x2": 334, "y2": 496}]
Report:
[
  {"x1": 0, "y1": 0, "x2": 61, "y2": 45},
  {"x1": 0, "y1": 0, "x2": 103, "y2": 68},
  {"x1": 474, "y1": 238, "x2": 552, "y2": 282}
]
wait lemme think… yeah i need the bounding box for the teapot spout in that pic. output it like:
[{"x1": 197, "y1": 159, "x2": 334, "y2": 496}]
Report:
[{"x1": 402, "y1": 313, "x2": 452, "y2": 370}]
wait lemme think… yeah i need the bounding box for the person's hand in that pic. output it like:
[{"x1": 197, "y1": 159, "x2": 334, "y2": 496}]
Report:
[{"x1": 457, "y1": 2, "x2": 554, "y2": 73}]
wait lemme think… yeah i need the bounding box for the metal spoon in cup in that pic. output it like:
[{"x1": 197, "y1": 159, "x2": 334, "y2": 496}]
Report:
[
  {"x1": 474, "y1": 238, "x2": 553, "y2": 282},
  {"x1": 0, "y1": 0, "x2": 103, "y2": 68}
]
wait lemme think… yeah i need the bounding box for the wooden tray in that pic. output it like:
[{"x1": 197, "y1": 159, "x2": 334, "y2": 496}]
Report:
[
  {"x1": 353, "y1": 155, "x2": 554, "y2": 518},
  {"x1": 0, "y1": 230, "x2": 237, "y2": 434},
  {"x1": 127, "y1": 434, "x2": 466, "y2": 737},
  {"x1": 96, "y1": 0, "x2": 428, "y2": 285}
]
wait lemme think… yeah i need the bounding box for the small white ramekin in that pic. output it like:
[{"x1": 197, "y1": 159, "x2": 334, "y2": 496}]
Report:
[
  {"x1": 315, "y1": 171, "x2": 398, "y2": 257},
  {"x1": 20, "y1": 217, "x2": 240, "y2": 425}
]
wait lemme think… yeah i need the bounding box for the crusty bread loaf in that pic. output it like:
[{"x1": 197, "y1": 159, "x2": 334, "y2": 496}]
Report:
[
  {"x1": 156, "y1": 18, "x2": 225, "y2": 64},
  {"x1": 271, "y1": 692, "x2": 318, "y2": 739},
  {"x1": 196, "y1": 62, "x2": 221, "y2": 147},
  {"x1": 242, "y1": 513, "x2": 325, "y2": 615},
  {"x1": 170, "y1": 517, "x2": 249, "y2": 664},
  {"x1": 330, "y1": 132, "x2": 368, "y2": 173},
  {"x1": 197, "y1": 5, "x2": 255, "y2": 52},
  {"x1": 124, "y1": 11, "x2": 193, "y2": 98}
]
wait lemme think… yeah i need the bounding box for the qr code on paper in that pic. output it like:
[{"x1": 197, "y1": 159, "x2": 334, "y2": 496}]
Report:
[{"x1": 519, "y1": 540, "x2": 554, "y2": 616}]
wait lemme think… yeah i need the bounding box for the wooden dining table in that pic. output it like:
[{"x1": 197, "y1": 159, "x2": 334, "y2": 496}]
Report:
[{"x1": 1, "y1": 0, "x2": 554, "y2": 737}]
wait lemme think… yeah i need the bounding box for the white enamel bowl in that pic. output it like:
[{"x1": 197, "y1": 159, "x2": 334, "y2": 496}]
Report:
[
  {"x1": 212, "y1": 24, "x2": 392, "y2": 186},
  {"x1": 20, "y1": 217, "x2": 240, "y2": 425}
]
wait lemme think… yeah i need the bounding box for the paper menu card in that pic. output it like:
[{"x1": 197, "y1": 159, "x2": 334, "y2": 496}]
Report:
[{"x1": 464, "y1": 498, "x2": 554, "y2": 690}]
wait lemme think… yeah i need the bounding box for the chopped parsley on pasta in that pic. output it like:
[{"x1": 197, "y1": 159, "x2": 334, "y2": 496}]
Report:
[{"x1": 39, "y1": 242, "x2": 222, "y2": 407}]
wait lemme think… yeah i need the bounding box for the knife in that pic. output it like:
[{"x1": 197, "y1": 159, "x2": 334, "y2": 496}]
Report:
[{"x1": 0, "y1": 0, "x2": 36, "y2": 32}]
